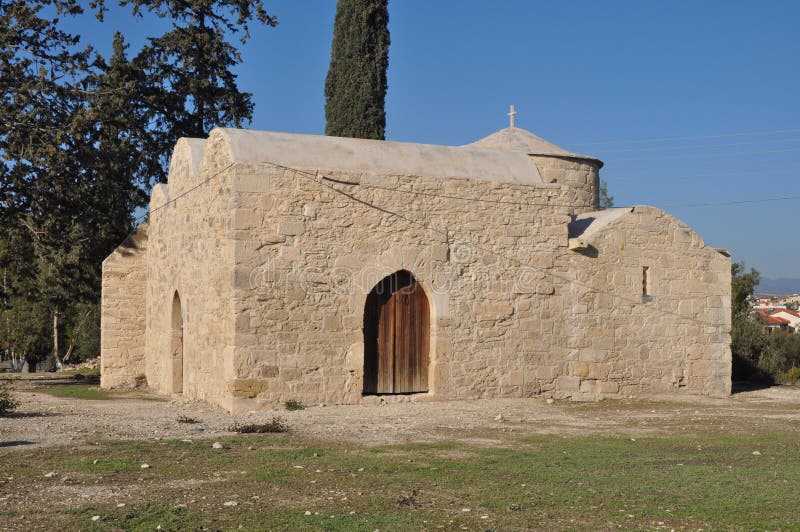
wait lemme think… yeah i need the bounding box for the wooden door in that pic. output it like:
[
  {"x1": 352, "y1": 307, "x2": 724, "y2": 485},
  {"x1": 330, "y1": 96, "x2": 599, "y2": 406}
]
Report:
[{"x1": 363, "y1": 271, "x2": 429, "y2": 394}]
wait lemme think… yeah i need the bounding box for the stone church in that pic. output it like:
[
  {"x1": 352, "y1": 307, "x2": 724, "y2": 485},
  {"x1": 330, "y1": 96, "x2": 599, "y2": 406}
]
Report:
[{"x1": 100, "y1": 120, "x2": 732, "y2": 413}]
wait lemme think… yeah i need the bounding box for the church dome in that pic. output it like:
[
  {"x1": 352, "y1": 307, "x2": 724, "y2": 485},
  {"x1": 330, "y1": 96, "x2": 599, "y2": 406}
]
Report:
[{"x1": 466, "y1": 127, "x2": 603, "y2": 168}]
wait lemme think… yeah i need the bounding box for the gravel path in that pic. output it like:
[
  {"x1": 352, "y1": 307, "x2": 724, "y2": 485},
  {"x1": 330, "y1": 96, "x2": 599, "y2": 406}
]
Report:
[{"x1": 3, "y1": 381, "x2": 800, "y2": 453}]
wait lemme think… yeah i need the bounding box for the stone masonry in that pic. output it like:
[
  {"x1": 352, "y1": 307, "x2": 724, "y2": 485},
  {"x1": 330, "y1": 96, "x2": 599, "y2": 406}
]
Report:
[{"x1": 101, "y1": 126, "x2": 732, "y2": 413}]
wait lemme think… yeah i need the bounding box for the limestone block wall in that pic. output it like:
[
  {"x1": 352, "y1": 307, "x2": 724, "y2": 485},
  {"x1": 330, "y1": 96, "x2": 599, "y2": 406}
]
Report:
[
  {"x1": 143, "y1": 138, "x2": 237, "y2": 410},
  {"x1": 103, "y1": 128, "x2": 732, "y2": 413},
  {"x1": 558, "y1": 206, "x2": 732, "y2": 398},
  {"x1": 531, "y1": 155, "x2": 599, "y2": 211},
  {"x1": 101, "y1": 223, "x2": 148, "y2": 388},
  {"x1": 225, "y1": 159, "x2": 599, "y2": 411}
]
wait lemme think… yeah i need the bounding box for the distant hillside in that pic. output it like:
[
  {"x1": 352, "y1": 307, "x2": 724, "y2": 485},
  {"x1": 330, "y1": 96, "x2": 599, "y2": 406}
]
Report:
[{"x1": 755, "y1": 278, "x2": 800, "y2": 295}]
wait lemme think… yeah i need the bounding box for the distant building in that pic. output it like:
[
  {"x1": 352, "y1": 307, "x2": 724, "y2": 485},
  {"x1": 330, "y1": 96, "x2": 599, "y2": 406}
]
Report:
[{"x1": 757, "y1": 308, "x2": 800, "y2": 333}]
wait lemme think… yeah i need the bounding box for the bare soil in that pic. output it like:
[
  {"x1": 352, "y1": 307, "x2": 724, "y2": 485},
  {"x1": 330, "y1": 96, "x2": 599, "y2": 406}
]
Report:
[{"x1": 3, "y1": 378, "x2": 800, "y2": 452}]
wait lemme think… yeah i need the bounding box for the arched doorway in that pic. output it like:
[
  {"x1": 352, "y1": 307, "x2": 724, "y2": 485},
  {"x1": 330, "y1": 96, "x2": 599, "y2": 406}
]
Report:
[
  {"x1": 363, "y1": 270, "x2": 430, "y2": 394},
  {"x1": 170, "y1": 292, "x2": 184, "y2": 394}
]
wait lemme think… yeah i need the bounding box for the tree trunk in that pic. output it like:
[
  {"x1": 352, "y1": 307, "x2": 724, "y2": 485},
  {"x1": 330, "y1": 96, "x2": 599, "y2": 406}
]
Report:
[
  {"x1": 63, "y1": 309, "x2": 91, "y2": 363},
  {"x1": 53, "y1": 311, "x2": 62, "y2": 369}
]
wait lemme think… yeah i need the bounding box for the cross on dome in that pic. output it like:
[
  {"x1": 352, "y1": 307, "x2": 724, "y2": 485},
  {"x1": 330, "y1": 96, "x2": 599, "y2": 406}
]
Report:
[{"x1": 508, "y1": 104, "x2": 517, "y2": 128}]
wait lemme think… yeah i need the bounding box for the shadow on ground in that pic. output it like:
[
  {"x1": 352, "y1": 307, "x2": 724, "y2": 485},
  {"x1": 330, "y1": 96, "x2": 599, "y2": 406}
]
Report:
[
  {"x1": 732, "y1": 380, "x2": 776, "y2": 394},
  {"x1": 0, "y1": 440, "x2": 35, "y2": 448}
]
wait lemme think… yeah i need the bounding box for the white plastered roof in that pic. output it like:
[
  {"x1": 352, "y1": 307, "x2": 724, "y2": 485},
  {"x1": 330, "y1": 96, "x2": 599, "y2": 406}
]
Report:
[
  {"x1": 467, "y1": 127, "x2": 603, "y2": 167},
  {"x1": 568, "y1": 207, "x2": 633, "y2": 241},
  {"x1": 213, "y1": 128, "x2": 544, "y2": 185}
]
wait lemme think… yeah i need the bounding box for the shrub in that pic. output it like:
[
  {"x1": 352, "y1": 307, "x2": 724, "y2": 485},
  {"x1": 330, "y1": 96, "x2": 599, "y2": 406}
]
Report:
[
  {"x1": 732, "y1": 353, "x2": 775, "y2": 384},
  {"x1": 783, "y1": 366, "x2": 800, "y2": 384},
  {"x1": 228, "y1": 418, "x2": 289, "y2": 434},
  {"x1": 284, "y1": 399, "x2": 305, "y2": 411},
  {"x1": 0, "y1": 381, "x2": 19, "y2": 416}
]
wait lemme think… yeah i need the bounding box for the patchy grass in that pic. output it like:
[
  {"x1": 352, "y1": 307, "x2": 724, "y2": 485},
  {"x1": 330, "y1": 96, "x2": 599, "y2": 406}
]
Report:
[
  {"x1": 2, "y1": 430, "x2": 800, "y2": 530},
  {"x1": 59, "y1": 366, "x2": 101, "y2": 378},
  {"x1": 32, "y1": 384, "x2": 166, "y2": 402},
  {"x1": 36, "y1": 385, "x2": 115, "y2": 400}
]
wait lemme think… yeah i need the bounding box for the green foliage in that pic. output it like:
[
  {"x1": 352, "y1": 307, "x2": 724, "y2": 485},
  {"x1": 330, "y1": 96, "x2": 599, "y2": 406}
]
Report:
[
  {"x1": 1, "y1": 2, "x2": 139, "y2": 365},
  {"x1": 732, "y1": 261, "x2": 760, "y2": 315},
  {"x1": 782, "y1": 366, "x2": 800, "y2": 384},
  {"x1": 730, "y1": 261, "x2": 800, "y2": 383},
  {"x1": 759, "y1": 330, "x2": 800, "y2": 378},
  {"x1": 0, "y1": 381, "x2": 19, "y2": 415},
  {"x1": 0, "y1": 295, "x2": 51, "y2": 365},
  {"x1": 63, "y1": 302, "x2": 100, "y2": 362},
  {"x1": 599, "y1": 179, "x2": 614, "y2": 209},
  {"x1": 126, "y1": 0, "x2": 277, "y2": 182},
  {"x1": 324, "y1": 0, "x2": 390, "y2": 140},
  {"x1": 731, "y1": 308, "x2": 770, "y2": 380},
  {"x1": 284, "y1": 399, "x2": 305, "y2": 411},
  {"x1": 5, "y1": 432, "x2": 800, "y2": 529},
  {"x1": 1, "y1": 2, "x2": 277, "y2": 364},
  {"x1": 39, "y1": 384, "x2": 113, "y2": 400},
  {"x1": 730, "y1": 261, "x2": 769, "y2": 381}
]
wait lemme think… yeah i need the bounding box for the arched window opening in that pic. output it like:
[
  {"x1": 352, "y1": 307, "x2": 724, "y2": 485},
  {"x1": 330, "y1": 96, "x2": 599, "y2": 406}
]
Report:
[{"x1": 170, "y1": 292, "x2": 184, "y2": 394}]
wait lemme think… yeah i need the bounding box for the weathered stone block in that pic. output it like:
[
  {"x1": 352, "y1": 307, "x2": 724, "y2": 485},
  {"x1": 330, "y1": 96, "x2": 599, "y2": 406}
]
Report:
[
  {"x1": 228, "y1": 379, "x2": 267, "y2": 398},
  {"x1": 278, "y1": 220, "x2": 304, "y2": 236},
  {"x1": 258, "y1": 365, "x2": 279, "y2": 378},
  {"x1": 597, "y1": 381, "x2": 619, "y2": 394},
  {"x1": 556, "y1": 375, "x2": 580, "y2": 392}
]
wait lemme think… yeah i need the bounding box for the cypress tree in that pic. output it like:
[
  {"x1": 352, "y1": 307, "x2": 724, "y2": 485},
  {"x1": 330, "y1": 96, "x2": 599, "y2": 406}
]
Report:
[{"x1": 324, "y1": 0, "x2": 390, "y2": 140}]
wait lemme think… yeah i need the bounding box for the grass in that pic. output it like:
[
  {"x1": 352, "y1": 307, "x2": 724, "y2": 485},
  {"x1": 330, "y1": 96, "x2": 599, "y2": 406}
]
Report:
[
  {"x1": 31, "y1": 383, "x2": 167, "y2": 402},
  {"x1": 59, "y1": 366, "x2": 101, "y2": 377},
  {"x1": 2, "y1": 430, "x2": 800, "y2": 530},
  {"x1": 37, "y1": 384, "x2": 115, "y2": 400}
]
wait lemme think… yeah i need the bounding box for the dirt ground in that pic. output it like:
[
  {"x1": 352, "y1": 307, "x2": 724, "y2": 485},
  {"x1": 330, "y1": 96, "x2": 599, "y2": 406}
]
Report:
[{"x1": 3, "y1": 378, "x2": 800, "y2": 452}]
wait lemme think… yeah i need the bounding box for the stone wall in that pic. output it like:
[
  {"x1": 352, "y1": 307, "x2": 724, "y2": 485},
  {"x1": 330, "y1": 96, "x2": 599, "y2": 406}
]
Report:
[
  {"x1": 100, "y1": 223, "x2": 148, "y2": 388},
  {"x1": 225, "y1": 160, "x2": 582, "y2": 411},
  {"x1": 142, "y1": 138, "x2": 237, "y2": 410},
  {"x1": 223, "y1": 164, "x2": 730, "y2": 410},
  {"x1": 531, "y1": 155, "x2": 600, "y2": 210},
  {"x1": 559, "y1": 206, "x2": 731, "y2": 398}
]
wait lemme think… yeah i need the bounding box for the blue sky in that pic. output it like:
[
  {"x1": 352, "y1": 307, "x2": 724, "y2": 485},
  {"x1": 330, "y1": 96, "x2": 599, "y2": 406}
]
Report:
[{"x1": 69, "y1": 1, "x2": 799, "y2": 278}]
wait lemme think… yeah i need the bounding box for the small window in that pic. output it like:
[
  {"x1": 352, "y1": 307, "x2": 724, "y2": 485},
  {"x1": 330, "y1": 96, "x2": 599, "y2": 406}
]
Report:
[{"x1": 642, "y1": 266, "x2": 652, "y2": 302}]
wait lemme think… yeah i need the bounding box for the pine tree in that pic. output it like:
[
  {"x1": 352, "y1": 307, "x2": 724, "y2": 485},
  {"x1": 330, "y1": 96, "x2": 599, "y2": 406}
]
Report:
[
  {"x1": 125, "y1": 0, "x2": 277, "y2": 182},
  {"x1": 0, "y1": 1, "x2": 90, "y2": 223},
  {"x1": 0, "y1": 1, "x2": 279, "y2": 365},
  {"x1": 79, "y1": 32, "x2": 150, "y2": 245},
  {"x1": 324, "y1": 0, "x2": 390, "y2": 140},
  {"x1": 0, "y1": 1, "x2": 95, "y2": 367}
]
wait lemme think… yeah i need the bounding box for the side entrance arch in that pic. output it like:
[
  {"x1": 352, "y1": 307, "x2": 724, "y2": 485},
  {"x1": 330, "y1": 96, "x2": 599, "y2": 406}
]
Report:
[
  {"x1": 170, "y1": 291, "x2": 184, "y2": 394},
  {"x1": 363, "y1": 270, "x2": 430, "y2": 394}
]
